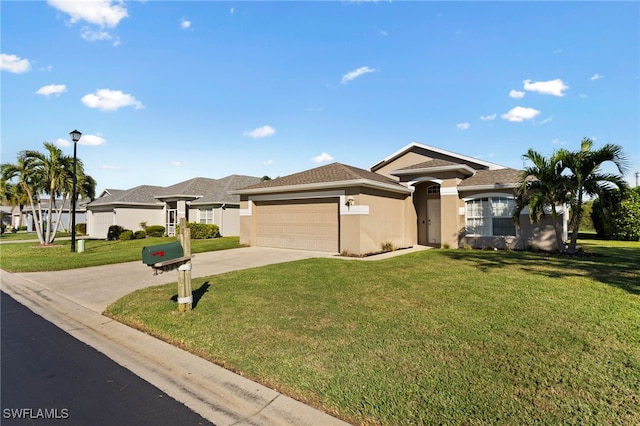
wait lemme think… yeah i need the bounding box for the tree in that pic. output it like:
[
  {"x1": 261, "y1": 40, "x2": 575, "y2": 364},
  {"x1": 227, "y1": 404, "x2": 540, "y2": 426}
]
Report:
[
  {"x1": 1, "y1": 143, "x2": 96, "y2": 245},
  {"x1": 514, "y1": 148, "x2": 572, "y2": 253},
  {"x1": 592, "y1": 186, "x2": 640, "y2": 241},
  {"x1": 559, "y1": 138, "x2": 629, "y2": 253}
]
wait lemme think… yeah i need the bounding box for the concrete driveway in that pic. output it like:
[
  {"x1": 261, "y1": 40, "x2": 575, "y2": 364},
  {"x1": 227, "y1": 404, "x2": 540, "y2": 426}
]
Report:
[{"x1": 10, "y1": 246, "x2": 337, "y2": 313}]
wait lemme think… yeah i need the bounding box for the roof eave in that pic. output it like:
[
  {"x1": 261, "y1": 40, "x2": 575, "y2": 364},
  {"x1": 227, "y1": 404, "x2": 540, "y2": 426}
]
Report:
[
  {"x1": 231, "y1": 179, "x2": 412, "y2": 196},
  {"x1": 391, "y1": 164, "x2": 476, "y2": 177},
  {"x1": 458, "y1": 183, "x2": 518, "y2": 191}
]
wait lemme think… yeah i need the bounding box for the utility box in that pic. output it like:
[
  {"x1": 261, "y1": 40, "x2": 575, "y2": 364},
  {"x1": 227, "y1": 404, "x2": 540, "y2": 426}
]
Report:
[{"x1": 142, "y1": 241, "x2": 184, "y2": 266}]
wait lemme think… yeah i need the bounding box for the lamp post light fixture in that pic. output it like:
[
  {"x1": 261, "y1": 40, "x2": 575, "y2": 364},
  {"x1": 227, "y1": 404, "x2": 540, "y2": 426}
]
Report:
[{"x1": 70, "y1": 129, "x2": 82, "y2": 252}]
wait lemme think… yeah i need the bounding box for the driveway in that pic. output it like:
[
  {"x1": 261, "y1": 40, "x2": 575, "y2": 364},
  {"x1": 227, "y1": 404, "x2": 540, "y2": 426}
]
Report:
[{"x1": 11, "y1": 246, "x2": 336, "y2": 313}]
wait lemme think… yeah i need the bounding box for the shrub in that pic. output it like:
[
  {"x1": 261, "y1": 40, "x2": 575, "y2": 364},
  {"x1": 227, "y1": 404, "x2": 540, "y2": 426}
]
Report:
[
  {"x1": 134, "y1": 230, "x2": 147, "y2": 239},
  {"x1": 180, "y1": 222, "x2": 220, "y2": 239},
  {"x1": 592, "y1": 187, "x2": 640, "y2": 241},
  {"x1": 18, "y1": 226, "x2": 27, "y2": 232},
  {"x1": 75, "y1": 223, "x2": 86, "y2": 235},
  {"x1": 145, "y1": 225, "x2": 165, "y2": 237},
  {"x1": 119, "y1": 230, "x2": 134, "y2": 240},
  {"x1": 107, "y1": 225, "x2": 124, "y2": 241},
  {"x1": 380, "y1": 241, "x2": 396, "y2": 252}
]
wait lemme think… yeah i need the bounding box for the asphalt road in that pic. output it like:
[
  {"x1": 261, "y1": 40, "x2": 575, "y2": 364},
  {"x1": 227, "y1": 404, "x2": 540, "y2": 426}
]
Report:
[{"x1": 1, "y1": 291, "x2": 214, "y2": 426}]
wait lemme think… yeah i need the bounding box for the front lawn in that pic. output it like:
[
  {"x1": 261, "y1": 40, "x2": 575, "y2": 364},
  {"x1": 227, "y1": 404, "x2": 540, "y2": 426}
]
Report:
[
  {"x1": 0, "y1": 237, "x2": 242, "y2": 272},
  {"x1": 105, "y1": 240, "x2": 640, "y2": 425}
]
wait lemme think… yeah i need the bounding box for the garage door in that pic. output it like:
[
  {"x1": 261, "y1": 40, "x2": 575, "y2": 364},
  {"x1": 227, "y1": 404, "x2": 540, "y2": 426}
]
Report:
[
  {"x1": 91, "y1": 211, "x2": 113, "y2": 239},
  {"x1": 255, "y1": 198, "x2": 339, "y2": 252}
]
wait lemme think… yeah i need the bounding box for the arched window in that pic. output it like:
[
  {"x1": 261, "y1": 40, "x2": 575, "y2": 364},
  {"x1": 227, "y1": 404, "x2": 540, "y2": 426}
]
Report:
[{"x1": 464, "y1": 195, "x2": 516, "y2": 236}]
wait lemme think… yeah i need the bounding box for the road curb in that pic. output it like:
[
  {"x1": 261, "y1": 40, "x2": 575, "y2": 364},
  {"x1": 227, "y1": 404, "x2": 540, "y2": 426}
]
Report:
[{"x1": 1, "y1": 271, "x2": 351, "y2": 426}]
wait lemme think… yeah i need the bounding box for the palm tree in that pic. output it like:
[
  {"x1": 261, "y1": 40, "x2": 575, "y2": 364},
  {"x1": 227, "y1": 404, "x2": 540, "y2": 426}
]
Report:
[
  {"x1": 1, "y1": 152, "x2": 45, "y2": 242},
  {"x1": 559, "y1": 138, "x2": 629, "y2": 254},
  {"x1": 23, "y1": 143, "x2": 75, "y2": 244},
  {"x1": 514, "y1": 148, "x2": 573, "y2": 253}
]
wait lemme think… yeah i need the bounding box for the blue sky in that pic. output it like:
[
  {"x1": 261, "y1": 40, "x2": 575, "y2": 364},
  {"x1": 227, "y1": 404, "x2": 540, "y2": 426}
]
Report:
[{"x1": 2, "y1": 1, "x2": 639, "y2": 192}]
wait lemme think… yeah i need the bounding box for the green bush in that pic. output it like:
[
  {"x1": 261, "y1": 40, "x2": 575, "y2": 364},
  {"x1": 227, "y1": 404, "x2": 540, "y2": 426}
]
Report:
[
  {"x1": 134, "y1": 230, "x2": 147, "y2": 239},
  {"x1": 18, "y1": 226, "x2": 27, "y2": 232},
  {"x1": 108, "y1": 225, "x2": 124, "y2": 241},
  {"x1": 145, "y1": 225, "x2": 165, "y2": 237},
  {"x1": 178, "y1": 222, "x2": 220, "y2": 239},
  {"x1": 592, "y1": 187, "x2": 640, "y2": 241},
  {"x1": 75, "y1": 223, "x2": 86, "y2": 235},
  {"x1": 119, "y1": 230, "x2": 134, "y2": 241}
]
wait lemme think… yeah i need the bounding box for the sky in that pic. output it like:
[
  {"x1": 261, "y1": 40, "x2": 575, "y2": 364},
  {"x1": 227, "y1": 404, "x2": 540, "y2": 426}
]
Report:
[{"x1": 2, "y1": 1, "x2": 639, "y2": 193}]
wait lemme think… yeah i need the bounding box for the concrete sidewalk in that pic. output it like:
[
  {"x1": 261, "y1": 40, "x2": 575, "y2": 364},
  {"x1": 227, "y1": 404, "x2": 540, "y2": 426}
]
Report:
[
  {"x1": 1, "y1": 247, "x2": 353, "y2": 426},
  {"x1": 1, "y1": 245, "x2": 428, "y2": 425}
]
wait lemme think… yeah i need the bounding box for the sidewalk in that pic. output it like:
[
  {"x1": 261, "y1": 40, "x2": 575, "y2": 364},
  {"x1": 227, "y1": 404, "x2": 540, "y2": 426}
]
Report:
[{"x1": 1, "y1": 245, "x2": 428, "y2": 425}]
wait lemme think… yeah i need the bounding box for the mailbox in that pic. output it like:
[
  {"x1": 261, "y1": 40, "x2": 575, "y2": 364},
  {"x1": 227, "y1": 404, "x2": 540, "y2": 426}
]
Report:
[{"x1": 142, "y1": 241, "x2": 184, "y2": 266}]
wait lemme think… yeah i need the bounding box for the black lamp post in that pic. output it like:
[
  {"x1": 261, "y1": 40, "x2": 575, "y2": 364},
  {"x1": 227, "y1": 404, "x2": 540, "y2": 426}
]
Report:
[{"x1": 70, "y1": 129, "x2": 82, "y2": 252}]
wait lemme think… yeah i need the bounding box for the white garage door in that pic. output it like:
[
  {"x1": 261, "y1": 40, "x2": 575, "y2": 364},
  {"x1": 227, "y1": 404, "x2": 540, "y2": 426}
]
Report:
[
  {"x1": 255, "y1": 198, "x2": 339, "y2": 252},
  {"x1": 91, "y1": 211, "x2": 113, "y2": 239}
]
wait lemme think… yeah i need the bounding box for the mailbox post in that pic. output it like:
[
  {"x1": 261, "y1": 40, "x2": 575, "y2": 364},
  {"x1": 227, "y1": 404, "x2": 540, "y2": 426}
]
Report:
[
  {"x1": 177, "y1": 218, "x2": 192, "y2": 312},
  {"x1": 141, "y1": 218, "x2": 193, "y2": 312}
]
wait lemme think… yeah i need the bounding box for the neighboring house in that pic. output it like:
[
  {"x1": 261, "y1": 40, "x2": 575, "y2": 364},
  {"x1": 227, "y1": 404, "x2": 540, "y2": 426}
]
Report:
[
  {"x1": 7, "y1": 199, "x2": 88, "y2": 232},
  {"x1": 232, "y1": 142, "x2": 568, "y2": 255},
  {"x1": 86, "y1": 175, "x2": 262, "y2": 239}
]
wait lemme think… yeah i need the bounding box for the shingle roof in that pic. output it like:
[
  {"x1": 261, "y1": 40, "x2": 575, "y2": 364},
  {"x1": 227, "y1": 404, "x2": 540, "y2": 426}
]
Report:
[
  {"x1": 89, "y1": 185, "x2": 164, "y2": 206},
  {"x1": 237, "y1": 162, "x2": 405, "y2": 191},
  {"x1": 395, "y1": 159, "x2": 461, "y2": 170},
  {"x1": 458, "y1": 168, "x2": 522, "y2": 188},
  {"x1": 88, "y1": 175, "x2": 262, "y2": 207}
]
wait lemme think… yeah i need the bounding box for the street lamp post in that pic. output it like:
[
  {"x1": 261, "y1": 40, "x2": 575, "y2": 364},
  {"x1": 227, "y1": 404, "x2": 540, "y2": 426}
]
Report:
[{"x1": 70, "y1": 129, "x2": 82, "y2": 252}]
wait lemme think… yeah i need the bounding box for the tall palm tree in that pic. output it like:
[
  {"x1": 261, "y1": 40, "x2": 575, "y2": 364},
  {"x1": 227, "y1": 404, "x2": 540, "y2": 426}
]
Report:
[
  {"x1": 514, "y1": 148, "x2": 572, "y2": 253},
  {"x1": 1, "y1": 152, "x2": 45, "y2": 242},
  {"x1": 23, "y1": 143, "x2": 75, "y2": 244},
  {"x1": 559, "y1": 138, "x2": 629, "y2": 254}
]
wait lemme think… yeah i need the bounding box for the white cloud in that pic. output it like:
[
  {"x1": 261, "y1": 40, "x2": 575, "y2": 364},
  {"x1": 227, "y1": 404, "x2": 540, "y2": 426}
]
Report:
[
  {"x1": 244, "y1": 125, "x2": 276, "y2": 138},
  {"x1": 501, "y1": 106, "x2": 541, "y2": 122},
  {"x1": 590, "y1": 73, "x2": 603, "y2": 81},
  {"x1": 230, "y1": 7, "x2": 235, "y2": 14},
  {"x1": 523, "y1": 79, "x2": 569, "y2": 97},
  {"x1": 40, "y1": 65, "x2": 53, "y2": 72},
  {"x1": 536, "y1": 117, "x2": 553, "y2": 125},
  {"x1": 456, "y1": 122, "x2": 470, "y2": 130},
  {"x1": 341, "y1": 66, "x2": 377, "y2": 84},
  {"x1": 180, "y1": 19, "x2": 191, "y2": 29},
  {"x1": 263, "y1": 159, "x2": 273, "y2": 166},
  {"x1": 480, "y1": 114, "x2": 496, "y2": 121},
  {"x1": 552, "y1": 138, "x2": 566, "y2": 146},
  {"x1": 36, "y1": 84, "x2": 67, "y2": 97},
  {"x1": 1, "y1": 53, "x2": 31, "y2": 73},
  {"x1": 509, "y1": 89, "x2": 526, "y2": 99},
  {"x1": 170, "y1": 161, "x2": 183, "y2": 167},
  {"x1": 81, "y1": 89, "x2": 144, "y2": 111},
  {"x1": 55, "y1": 133, "x2": 106, "y2": 147},
  {"x1": 79, "y1": 134, "x2": 106, "y2": 146},
  {"x1": 379, "y1": 30, "x2": 388, "y2": 36},
  {"x1": 47, "y1": 0, "x2": 128, "y2": 27},
  {"x1": 312, "y1": 152, "x2": 334, "y2": 163},
  {"x1": 99, "y1": 164, "x2": 123, "y2": 171}
]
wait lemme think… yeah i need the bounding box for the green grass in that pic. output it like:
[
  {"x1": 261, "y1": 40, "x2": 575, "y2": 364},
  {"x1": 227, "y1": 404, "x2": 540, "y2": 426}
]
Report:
[
  {"x1": 105, "y1": 240, "x2": 640, "y2": 425},
  {"x1": 0, "y1": 236, "x2": 242, "y2": 272},
  {"x1": 0, "y1": 231, "x2": 71, "y2": 241}
]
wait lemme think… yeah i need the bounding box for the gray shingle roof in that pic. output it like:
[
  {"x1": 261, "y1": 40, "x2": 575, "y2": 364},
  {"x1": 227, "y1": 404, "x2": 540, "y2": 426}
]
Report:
[
  {"x1": 237, "y1": 162, "x2": 404, "y2": 191},
  {"x1": 88, "y1": 175, "x2": 262, "y2": 207},
  {"x1": 395, "y1": 158, "x2": 461, "y2": 170},
  {"x1": 458, "y1": 168, "x2": 522, "y2": 188}
]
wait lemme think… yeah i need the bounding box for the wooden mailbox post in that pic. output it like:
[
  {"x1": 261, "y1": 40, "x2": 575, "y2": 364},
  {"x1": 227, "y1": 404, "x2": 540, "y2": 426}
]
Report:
[{"x1": 177, "y1": 218, "x2": 193, "y2": 312}]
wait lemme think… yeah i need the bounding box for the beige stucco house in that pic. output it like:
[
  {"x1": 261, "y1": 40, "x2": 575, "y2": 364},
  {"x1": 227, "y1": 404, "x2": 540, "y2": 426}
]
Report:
[
  {"x1": 232, "y1": 142, "x2": 567, "y2": 255},
  {"x1": 86, "y1": 175, "x2": 261, "y2": 238}
]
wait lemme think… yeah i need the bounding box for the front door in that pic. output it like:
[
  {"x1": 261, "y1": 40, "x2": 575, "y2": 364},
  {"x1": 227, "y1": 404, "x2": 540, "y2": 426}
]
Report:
[
  {"x1": 166, "y1": 209, "x2": 177, "y2": 236},
  {"x1": 427, "y1": 199, "x2": 441, "y2": 245}
]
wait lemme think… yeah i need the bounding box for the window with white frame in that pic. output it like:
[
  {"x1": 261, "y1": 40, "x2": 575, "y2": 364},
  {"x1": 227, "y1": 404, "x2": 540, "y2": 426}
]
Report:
[
  {"x1": 465, "y1": 196, "x2": 516, "y2": 236},
  {"x1": 199, "y1": 208, "x2": 214, "y2": 224}
]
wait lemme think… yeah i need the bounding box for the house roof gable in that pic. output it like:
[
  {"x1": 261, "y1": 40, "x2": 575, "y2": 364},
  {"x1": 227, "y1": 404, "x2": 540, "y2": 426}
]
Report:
[{"x1": 370, "y1": 141, "x2": 507, "y2": 172}]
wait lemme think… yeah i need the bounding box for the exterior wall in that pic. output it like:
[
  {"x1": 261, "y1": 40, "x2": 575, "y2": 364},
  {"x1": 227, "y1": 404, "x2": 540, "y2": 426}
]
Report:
[
  {"x1": 115, "y1": 207, "x2": 164, "y2": 233},
  {"x1": 216, "y1": 205, "x2": 240, "y2": 236},
  {"x1": 439, "y1": 178, "x2": 464, "y2": 248},
  {"x1": 239, "y1": 198, "x2": 252, "y2": 246},
  {"x1": 373, "y1": 151, "x2": 432, "y2": 180}
]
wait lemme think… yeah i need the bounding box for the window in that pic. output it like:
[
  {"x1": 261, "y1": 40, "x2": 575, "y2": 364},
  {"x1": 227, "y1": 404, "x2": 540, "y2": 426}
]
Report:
[
  {"x1": 465, "y1": 196, "x2": 516, "y2": 236},
  {"x1": 199, "y1": 208, "x2": 213, "y2": 224}
]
